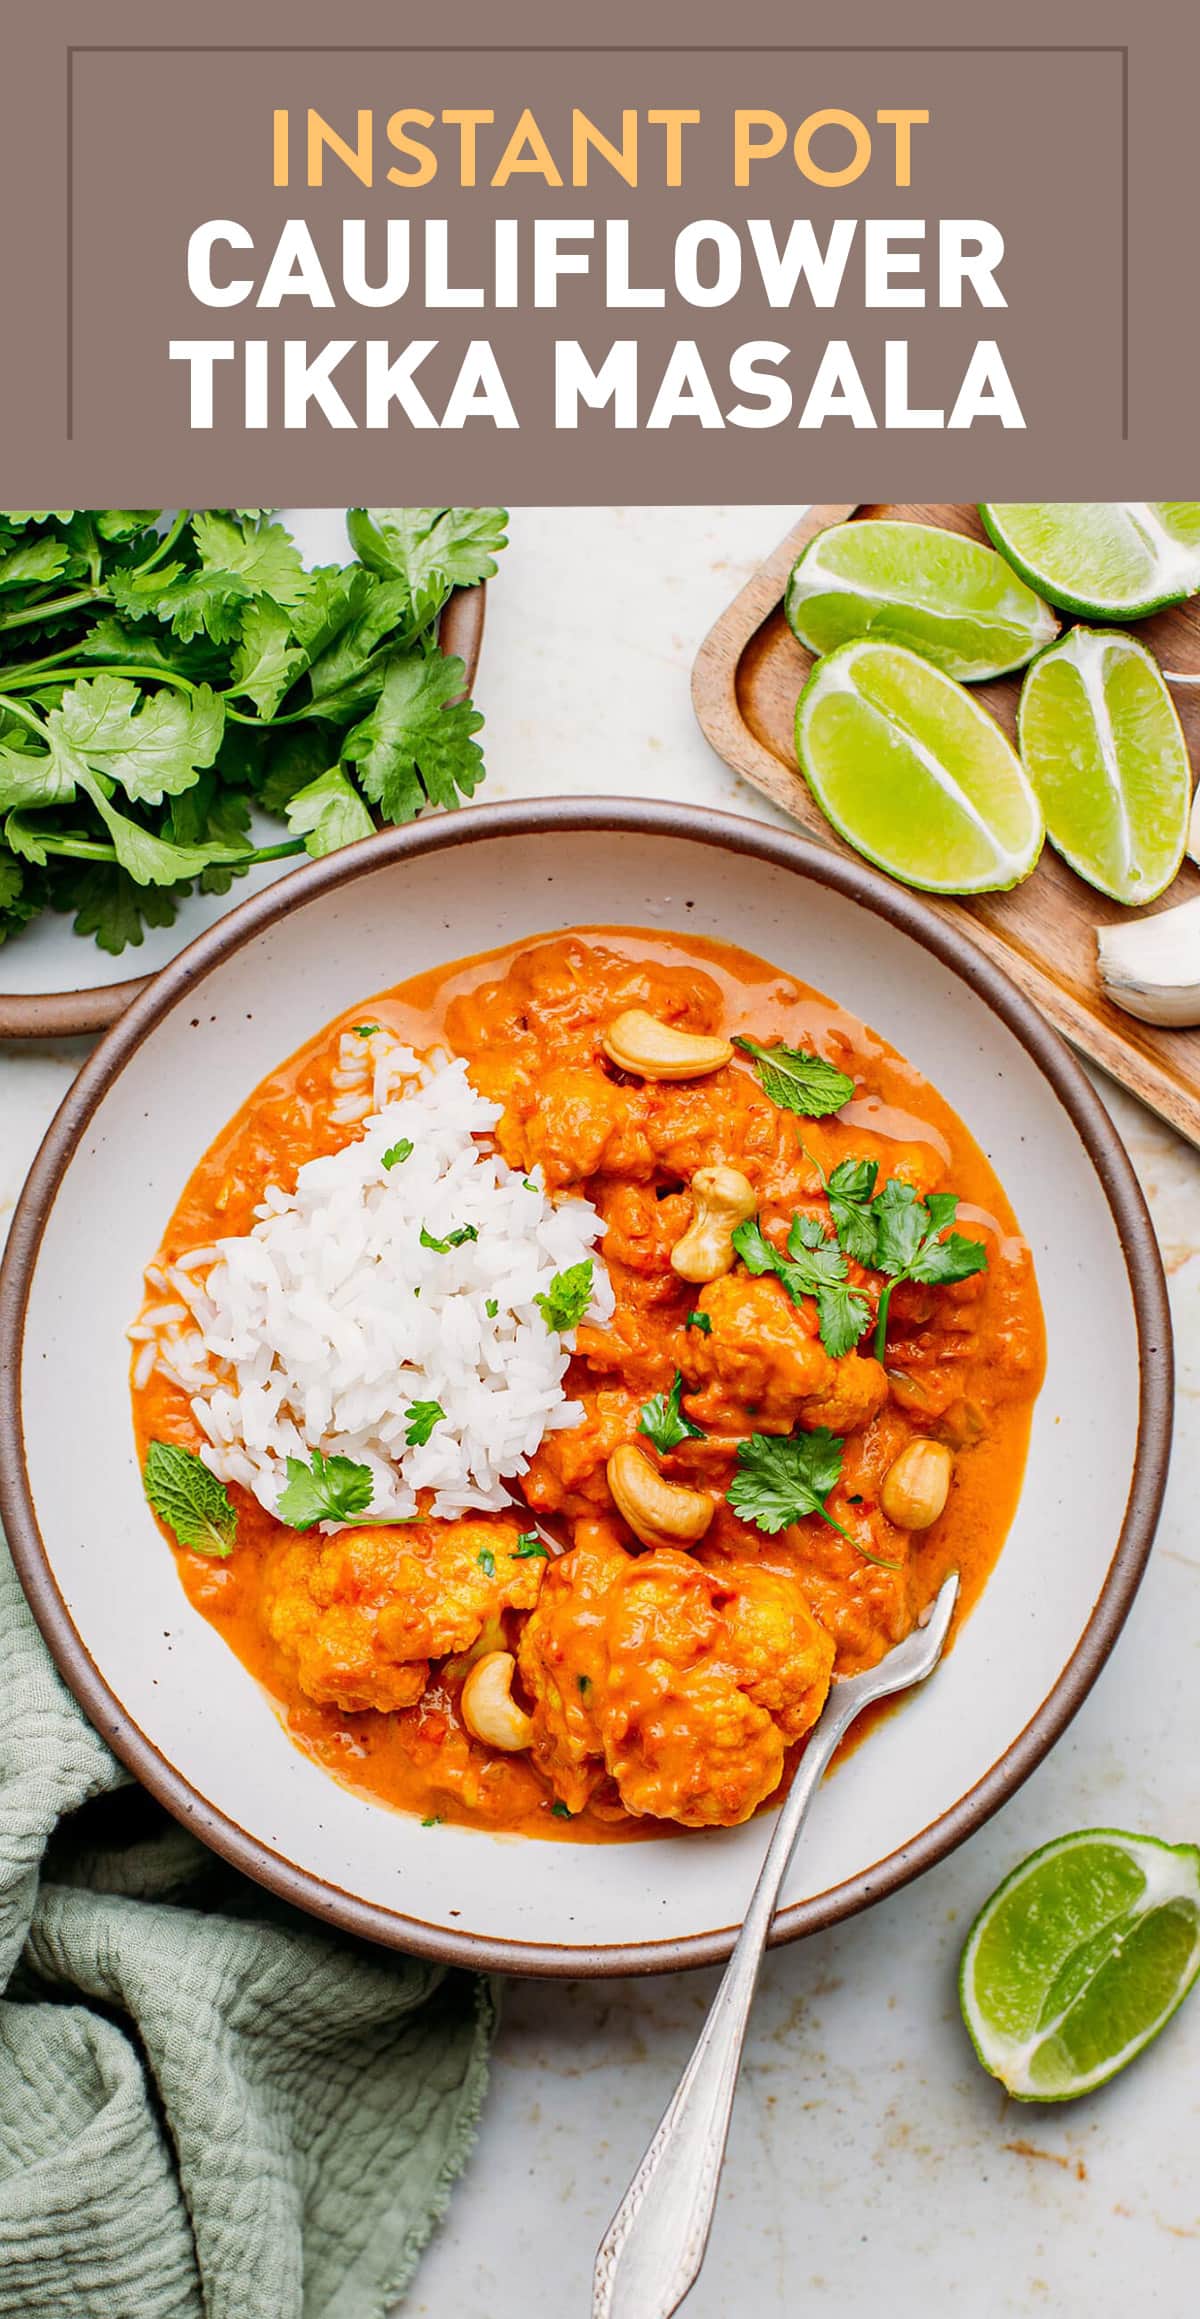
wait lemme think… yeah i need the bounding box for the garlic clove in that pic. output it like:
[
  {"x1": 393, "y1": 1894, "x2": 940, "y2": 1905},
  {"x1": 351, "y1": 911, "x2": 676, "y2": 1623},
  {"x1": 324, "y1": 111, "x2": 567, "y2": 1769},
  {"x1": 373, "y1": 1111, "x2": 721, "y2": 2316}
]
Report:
[{"x1": 1096, "y1": 894, "x2": 1200, "y2": 1026}]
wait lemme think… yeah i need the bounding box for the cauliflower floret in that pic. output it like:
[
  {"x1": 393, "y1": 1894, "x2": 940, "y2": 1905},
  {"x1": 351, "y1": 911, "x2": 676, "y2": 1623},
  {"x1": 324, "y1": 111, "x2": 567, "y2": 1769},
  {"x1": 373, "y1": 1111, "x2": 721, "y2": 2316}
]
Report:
[
  {"x1": 263, "y1": 1517, "x2": 543, "y2": 1714},
  {"x1": 518, "y1": 1531, "x2": 834, "y2": 1827},
  {"x1": 683, "y1": 1273, "x2": 888, "y2": 1438}
]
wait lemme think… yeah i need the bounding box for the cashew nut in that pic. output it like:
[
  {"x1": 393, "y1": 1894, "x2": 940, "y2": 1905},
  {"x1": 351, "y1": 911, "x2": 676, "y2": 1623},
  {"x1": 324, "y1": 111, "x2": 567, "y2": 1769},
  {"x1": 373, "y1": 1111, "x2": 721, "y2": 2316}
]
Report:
[
  {"x1": 607, "y1": 1442, "x2": 714, "y2": 1551},
  {"x1": 602, "y1": 1009, "x2": 733, "y2": 1082},
  {"x1": 670, "y1": 1164, "x2": 758, "y2": 1284},
  {"x1": 460, "y1": 1650, "x2": 534, "y2": 1752},
  {"x1": 880, "y1": 1439, "x2": 953, "y2": 1530}
]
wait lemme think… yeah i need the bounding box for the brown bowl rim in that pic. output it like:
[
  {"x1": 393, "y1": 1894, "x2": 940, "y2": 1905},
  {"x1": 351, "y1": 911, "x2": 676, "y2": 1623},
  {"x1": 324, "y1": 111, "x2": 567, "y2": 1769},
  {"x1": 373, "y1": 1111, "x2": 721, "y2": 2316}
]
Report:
[
  {"x1": 0, "y1": 797, "x2": 1174, "y2": 1976},
  {"x1": 0, "y1": 580, "x2": 486, "y2": 1041}
]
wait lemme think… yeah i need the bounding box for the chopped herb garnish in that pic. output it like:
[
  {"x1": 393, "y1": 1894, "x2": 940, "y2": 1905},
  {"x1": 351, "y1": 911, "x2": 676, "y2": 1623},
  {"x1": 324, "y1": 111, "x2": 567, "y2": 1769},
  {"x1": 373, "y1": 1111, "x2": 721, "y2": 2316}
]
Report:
[
  {"x1": 405, "y1": 1399, "x2": 445, "y2": 1447},
  {"x1": 868, "y1": 1180, "x2": 988, "y2": 1359},
  {"x1": 143, "y1": 1439, "x2": 238, "y2": 1558},
  {"x1": 353, "y1": 1023, "x2": 381, "y2": 1038},
  {"x1": 733, "y1": 1035, "x2": 855, "y2": 1118},
  {"x1": 513, "y1": 1533, "x2": 549, "y2": 1559},
  {"x1": 522, "y1": 1177, "x2": 537, "y2": 1191},
  {"x1": 684, "y1": 1310, "x2": 712, "y2": 1334},
  {"x1": 577, "y1": 1674, "x2": 592, "y2": 1695},
  {"x1": 638, "y1": 1370, "x2": 704, "y2": 1454},
  {"x1": 485, "y1": 1298, "x2": 499, "y2": 1318},
  {"x1": 732, "y1": 1211, "x2": 870, "y2": 1361},
  {"x1": 477, "y1": 1546, "x2": 496, "y2": 1578},
  {"x1": 550, "y1": 1800, "x2": 574, "y2": 1819},
  {"x1": 277, "y1": 1446, "x2": 374, "y2": 1531},
  {"x1": 420, "y1": 1221, "x2": 479, "y2": 1252},
  {"x1": 824, "y1": 1156, "x2": 881, "y2": 1267},
  {"x1": 382, "y1": 1138, "x2": 413, "y2": 1170},
  {"x1": 421, "y1": 1814, "x2": 442, "y2": 1828},
  {"x1": 728, "y1": 1428, "x2": 899, "y2": 1568},
  {"x1": 534, "y1": 1259, "x2": 594, "y2": 1333}
]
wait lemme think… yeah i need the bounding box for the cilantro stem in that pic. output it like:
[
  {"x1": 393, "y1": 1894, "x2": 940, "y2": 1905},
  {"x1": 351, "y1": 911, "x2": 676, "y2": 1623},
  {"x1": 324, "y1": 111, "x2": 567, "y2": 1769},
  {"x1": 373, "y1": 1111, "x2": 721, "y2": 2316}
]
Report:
[
  {"x1": 0, "y1": 694, "x2": 48, "y2": 736},
  {"x1": 873, "y1": 1280, "x2": 896, "y2": 1362},
  {"x1": 12, "y1": 664, "x2": 200, "y2": 696},
  {"x1": 16, "y1": 831, "x2": 307, "y2": 869},
  {"x1": 134, "y1": 512, "x2": 189, "y2": 574},
  {"x1": 0, "y1": 589, "x2": 105, "y2": 635}
]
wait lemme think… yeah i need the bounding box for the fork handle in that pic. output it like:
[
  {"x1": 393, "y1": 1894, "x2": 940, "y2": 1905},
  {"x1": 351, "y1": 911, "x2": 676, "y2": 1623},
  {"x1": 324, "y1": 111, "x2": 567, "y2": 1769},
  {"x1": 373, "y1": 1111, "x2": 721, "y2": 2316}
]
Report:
[{"x1": 592, "y1": 1697, "x2": 856, "y2": 2319}]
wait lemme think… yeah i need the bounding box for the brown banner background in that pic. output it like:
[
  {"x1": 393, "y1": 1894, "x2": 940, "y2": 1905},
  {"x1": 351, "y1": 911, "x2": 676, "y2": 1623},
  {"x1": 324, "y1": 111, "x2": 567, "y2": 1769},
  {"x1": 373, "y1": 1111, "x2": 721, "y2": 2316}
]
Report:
[{"x1": 0, "y1": 0, "x2": 1195, "y2": 501}]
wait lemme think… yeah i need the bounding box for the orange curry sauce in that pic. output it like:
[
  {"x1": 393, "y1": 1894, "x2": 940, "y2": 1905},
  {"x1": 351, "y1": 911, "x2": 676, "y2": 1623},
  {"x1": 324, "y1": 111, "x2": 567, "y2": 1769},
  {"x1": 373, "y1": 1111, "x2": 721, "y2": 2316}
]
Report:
[{"x1": 131, "y1": 930, "x2": 1045, "y2": 1842}]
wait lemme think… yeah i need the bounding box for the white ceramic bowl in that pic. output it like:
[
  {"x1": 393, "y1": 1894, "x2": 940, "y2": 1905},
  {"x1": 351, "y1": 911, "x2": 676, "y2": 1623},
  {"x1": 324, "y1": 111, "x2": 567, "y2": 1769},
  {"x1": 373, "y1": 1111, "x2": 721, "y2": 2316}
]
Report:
[{"x1": 0, "y1": 803, "x2": 1172, "y2": 1975}]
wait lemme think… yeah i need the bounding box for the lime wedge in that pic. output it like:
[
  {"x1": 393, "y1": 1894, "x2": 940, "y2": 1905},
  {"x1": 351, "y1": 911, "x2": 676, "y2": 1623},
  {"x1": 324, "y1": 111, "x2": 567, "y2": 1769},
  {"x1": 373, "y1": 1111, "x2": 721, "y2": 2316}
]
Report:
[
  {"x1": 1018, "y1": 628, "x2": 1191, "y2": 904},
  {"x1": 785, "y1": 520, "x2": 1058, "y2": 681},
  {"x1": 981, "y1": 503, "x2": 1200, "y2": 618},
  {"x1": 960, "y1": 1829, "x2": 1200, "y2": 2102},
  {"x1": 795, "y1": 640, "x2": 1043, "y2": 894}
]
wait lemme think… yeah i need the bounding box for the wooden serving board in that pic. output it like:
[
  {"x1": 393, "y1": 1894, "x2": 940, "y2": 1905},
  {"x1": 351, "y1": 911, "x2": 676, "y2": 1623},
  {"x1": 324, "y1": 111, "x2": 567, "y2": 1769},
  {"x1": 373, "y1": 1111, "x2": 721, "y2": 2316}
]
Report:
[{"x1": 693, "y1": 503, "x2": 1200, "y2": 1150}]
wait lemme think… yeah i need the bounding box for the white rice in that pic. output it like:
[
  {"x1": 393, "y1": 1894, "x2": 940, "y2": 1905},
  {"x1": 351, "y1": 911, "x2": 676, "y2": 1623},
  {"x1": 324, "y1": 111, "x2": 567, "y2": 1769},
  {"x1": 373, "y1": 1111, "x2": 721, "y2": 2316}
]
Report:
[{"x1": 134, "y1": 1040, "x2": 613, "y2": 1526}]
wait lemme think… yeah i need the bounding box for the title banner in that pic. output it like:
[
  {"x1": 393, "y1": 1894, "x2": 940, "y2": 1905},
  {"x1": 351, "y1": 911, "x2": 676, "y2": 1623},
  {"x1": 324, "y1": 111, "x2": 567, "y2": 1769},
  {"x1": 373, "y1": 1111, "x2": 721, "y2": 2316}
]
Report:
[{"x1": 1, "y1": 3, "x2": 1196, "y2": 499}]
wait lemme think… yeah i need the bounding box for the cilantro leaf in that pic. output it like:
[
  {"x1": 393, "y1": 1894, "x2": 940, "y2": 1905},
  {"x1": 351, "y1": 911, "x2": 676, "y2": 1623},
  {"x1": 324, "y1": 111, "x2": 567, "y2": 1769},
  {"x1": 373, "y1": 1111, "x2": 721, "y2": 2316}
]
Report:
[
  {"x1": 404, "y1": 1399, "x2": 445, "y2": 1447},
  {"x1": 347, "y1": 507, "x2": 508, "y2": 605},
  {"x1": 869, "y1": 1179, "x2": 988, "y2": 1357},
  {"x1": 51, "y1": 859, "x2": 185, "y2": 954},
  {"x1": 229, "y1": 599, "x2": 307, "y2": 718},
  {"x1": 727, "y1": 1427, "x2": 898, "y2": 1569},
  {"x1": 382, "y1": 1139, "x2": 413, "y2": 1170},
  {"x1": 143, "y1": 1439, "x2": 238, "y2": 1557},
  {"x1": 284, "y1": 766, "x2": 374, "y2": 860},
  {"x1": 420, "y1": 1222, "x2": 479, "y2": 1252},
  {"x1": 342, "y1": 652, "x2": 485, "y2": 820},
  {"x1": 191, "y1": 512, "x2": 309, "y2": 608},
  {"x1": 534, "y1": 1260, "x2": 594, "y2": 1334},
  {"x1": 638, "y1": 1371, "x2": 704, "y2": 1453},
  {"x1": 826, "y1": 1156, "x2": 881, "y2": 1265},
  {"x1": 684, "y1": 1310, "x2": 712, "y2": 1334},
  {"x1": 731, "y1": 1212, "x2": 870, "y2": 1361},
  {"x1": 49, "y1": 676, "x2": 225, "y2": 805},
  {"x1": 276, "y1": 1447, "x2": 374, "y2": 1530},
  {"x1": 733, "y1": 1035, "x2": 855, "y2": 1118}
]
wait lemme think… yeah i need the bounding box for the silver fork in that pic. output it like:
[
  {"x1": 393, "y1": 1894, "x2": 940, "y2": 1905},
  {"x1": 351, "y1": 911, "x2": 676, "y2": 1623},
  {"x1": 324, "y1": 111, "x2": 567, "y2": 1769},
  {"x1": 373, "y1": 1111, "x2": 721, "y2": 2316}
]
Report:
[{"x1": 592, "y1": 1570, "x2": 960, "y2": 2319}]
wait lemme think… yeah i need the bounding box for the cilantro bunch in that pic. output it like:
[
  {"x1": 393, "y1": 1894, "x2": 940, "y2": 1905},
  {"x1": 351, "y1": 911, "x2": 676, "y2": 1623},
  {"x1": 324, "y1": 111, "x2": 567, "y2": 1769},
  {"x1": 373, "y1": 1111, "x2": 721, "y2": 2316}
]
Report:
[{"x1": 0, "y1": 505, "x2": 506, "y2": 954}]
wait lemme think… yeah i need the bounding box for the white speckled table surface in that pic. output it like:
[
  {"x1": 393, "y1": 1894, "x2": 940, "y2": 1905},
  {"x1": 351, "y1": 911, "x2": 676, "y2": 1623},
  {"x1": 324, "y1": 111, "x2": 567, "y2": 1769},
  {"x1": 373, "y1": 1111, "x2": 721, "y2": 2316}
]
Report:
[{"x1": 3, "y1": 509, "x2": 1198, "y2": 2315}]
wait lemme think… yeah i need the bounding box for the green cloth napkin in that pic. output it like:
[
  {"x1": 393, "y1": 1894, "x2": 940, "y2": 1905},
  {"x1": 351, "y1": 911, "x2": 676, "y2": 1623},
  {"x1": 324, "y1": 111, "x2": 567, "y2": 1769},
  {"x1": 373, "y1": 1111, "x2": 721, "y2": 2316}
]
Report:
[{"x1": 0, "y1": 1533, "x2": 495, "y2": 2318}]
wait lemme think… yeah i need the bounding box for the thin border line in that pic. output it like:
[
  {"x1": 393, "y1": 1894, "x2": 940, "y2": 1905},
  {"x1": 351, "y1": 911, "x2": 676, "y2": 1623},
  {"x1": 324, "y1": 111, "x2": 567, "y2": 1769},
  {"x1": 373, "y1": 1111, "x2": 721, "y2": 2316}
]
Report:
[
  {"x1": 65, "y1": 48, "x2": 74, "y2": 441},
  {"x1": 63, "y1": 42, "x2": 1131, "y2": 453}
]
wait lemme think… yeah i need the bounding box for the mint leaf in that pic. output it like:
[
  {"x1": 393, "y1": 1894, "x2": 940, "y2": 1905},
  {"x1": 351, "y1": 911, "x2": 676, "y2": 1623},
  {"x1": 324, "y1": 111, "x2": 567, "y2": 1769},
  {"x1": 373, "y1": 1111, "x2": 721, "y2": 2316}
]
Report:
[
  {"x1": 405, "y1": 1399, "x2": 445, "y2": 1446},
  {"x1": 277, "y1": 1447, "x2": 374, "y2": 1530},
  {"x1": 639, "y1": 1371, "x2": 704, "y2": 1453},
  {"x1": 534, "y1": 1260, "x2": 594, "y2": 1334},
  {"x1": 733, "y1": 1035, "x2": 855, "y2": 1118},
  {"x1": 143, "y1": 1439, "x2": 237, "y2": 1557}
]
